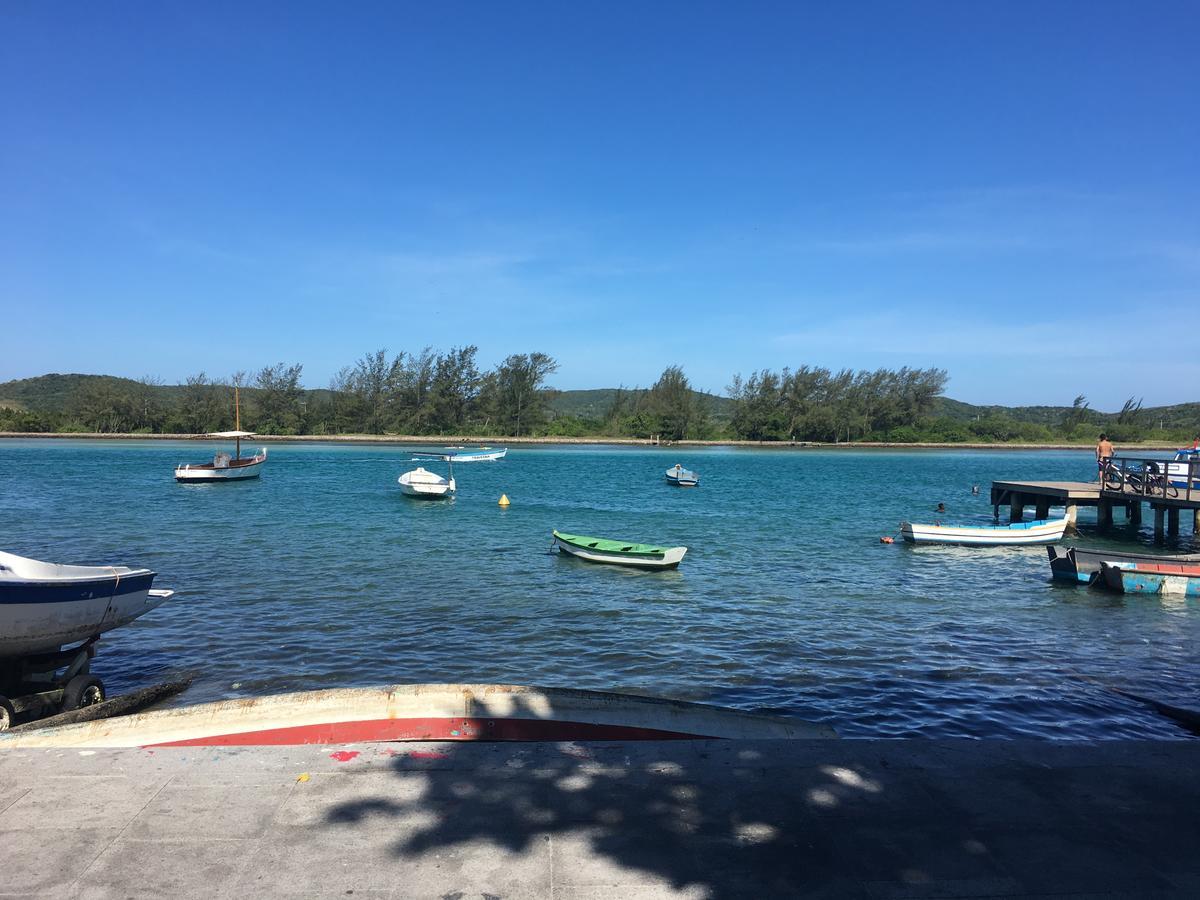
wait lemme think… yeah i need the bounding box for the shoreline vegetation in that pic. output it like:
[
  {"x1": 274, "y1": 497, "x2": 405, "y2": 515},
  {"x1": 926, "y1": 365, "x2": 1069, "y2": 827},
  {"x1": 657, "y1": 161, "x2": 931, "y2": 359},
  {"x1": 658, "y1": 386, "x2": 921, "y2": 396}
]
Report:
[
  {"x1": 2, "y1": 355, "x2": 1197, "y2": 446},
  {"x1": 0, "y1": 431, "x2": 1185, "y2": 451}
]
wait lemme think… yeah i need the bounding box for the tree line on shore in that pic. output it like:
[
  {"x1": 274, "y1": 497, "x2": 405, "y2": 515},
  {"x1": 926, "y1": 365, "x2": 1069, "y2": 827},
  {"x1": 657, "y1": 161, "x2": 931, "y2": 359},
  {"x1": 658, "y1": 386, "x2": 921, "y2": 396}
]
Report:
[{"x1": 0, "y1": 352, "x2": 1193, "y2": 444}]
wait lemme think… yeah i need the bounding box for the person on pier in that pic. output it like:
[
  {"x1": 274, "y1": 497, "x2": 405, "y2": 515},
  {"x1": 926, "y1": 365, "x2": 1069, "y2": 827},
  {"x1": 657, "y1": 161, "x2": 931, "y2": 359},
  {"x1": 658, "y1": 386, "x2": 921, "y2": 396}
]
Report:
[{"x1": 1096, "y1": 433, "x2": 1115, "y2": 482}]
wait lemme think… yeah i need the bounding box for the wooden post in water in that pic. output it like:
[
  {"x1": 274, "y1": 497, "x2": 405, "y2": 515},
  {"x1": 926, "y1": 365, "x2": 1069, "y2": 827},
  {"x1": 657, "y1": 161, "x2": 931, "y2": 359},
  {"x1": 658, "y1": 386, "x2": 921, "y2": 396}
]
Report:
[
  {"x1": 1168, "y1": 508, "x2": 1180, "y2": 536},
  {"x1": 1064, "y1": 503, "x2": 1078, "y2": 524},
  {"x1": 1154, "y1": 506, "x2": 1165, "y2": 541},
  {"x1": 1098, "y1": 499, "x2": 1113, "y2": 528},
  {"x1": 1035, "y1": 500, "x2": 1050, "y2": 520},
  {"x1": 1010, "y1": 496, "x2": 1025, "y2": 523},
  {"x1": 1129, "y1": 502, "x2": 1142, "y2": 526},
  {"x1": 1194, "y1": 509, "x2": 1200, "y2": 534}
]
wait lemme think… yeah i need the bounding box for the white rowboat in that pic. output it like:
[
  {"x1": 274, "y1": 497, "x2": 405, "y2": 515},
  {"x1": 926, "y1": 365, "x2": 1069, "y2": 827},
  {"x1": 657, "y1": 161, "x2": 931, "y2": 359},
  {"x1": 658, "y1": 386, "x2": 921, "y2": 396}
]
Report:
[
  {"x1": 900, "y1": 517, "x2": 1069, "y2": 546},
  {"x1": 398, "y1": 466, "x2": 456, "y2": 498}
]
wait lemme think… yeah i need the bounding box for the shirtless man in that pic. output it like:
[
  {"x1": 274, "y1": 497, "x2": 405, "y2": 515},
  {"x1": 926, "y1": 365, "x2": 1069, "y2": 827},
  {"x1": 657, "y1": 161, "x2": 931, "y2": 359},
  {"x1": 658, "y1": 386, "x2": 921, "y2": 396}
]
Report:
[{"x1": 1096, "y1": 433, "x2": 1115, "y2": 482}]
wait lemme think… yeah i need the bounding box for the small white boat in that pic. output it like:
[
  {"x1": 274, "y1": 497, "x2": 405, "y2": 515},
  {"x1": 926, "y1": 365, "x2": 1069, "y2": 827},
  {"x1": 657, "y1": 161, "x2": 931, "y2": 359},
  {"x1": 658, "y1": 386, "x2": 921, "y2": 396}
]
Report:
[
  {"x1": 900, "y1": 517, "x2": 1069, "y2": 546},
  {"x1": 175, "y1": 389, "x2": 266, "y2": 482},
  {"x1": 665, "y1": 464, "x2": 699, "y2": 486},
  {"x1": 0, "y1": 551, "x2": 175, "y2": 658},
  {"x1": 0, "y1": 683, "x2": 837, "y2": 747},
  {"x1": 398, "y1": 456, "x2": 456, "y2": 499},
  {"x1": 432, "y1": 446, "x2": 506, "y2": 463}
]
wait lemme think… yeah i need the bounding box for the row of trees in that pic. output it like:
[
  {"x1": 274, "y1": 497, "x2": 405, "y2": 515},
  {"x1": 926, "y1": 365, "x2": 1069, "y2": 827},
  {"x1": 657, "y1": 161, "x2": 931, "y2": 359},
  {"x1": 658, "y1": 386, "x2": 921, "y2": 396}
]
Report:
[
  {"x1": 726, "y1": 366, "x2": 949, "y2": 442},
  {"x1": 2, "y1": 357, "x2": 1192, "y2": 443}
]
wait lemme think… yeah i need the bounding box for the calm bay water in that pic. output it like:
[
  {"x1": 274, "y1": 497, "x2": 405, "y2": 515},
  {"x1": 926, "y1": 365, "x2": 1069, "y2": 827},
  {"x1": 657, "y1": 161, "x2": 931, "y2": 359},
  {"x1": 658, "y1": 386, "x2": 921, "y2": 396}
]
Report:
[{"x1": 2, "y1": 439, "x2": 1197, "y2": 739}]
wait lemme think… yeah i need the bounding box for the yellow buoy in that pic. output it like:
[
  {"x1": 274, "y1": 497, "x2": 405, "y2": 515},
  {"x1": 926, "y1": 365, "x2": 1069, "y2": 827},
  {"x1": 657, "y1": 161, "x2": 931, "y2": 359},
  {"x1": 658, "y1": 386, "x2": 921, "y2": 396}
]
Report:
[{"x1": 498, "y1": 494, "x2": 510, "y2": 507}]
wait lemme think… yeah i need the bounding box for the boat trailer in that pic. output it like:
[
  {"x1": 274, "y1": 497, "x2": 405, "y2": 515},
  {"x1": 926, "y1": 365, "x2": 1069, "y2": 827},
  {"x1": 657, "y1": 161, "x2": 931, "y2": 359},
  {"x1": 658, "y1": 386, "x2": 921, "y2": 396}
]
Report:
[{"x1": 0, "y1": 638, "x2": 106, "y2": 731}]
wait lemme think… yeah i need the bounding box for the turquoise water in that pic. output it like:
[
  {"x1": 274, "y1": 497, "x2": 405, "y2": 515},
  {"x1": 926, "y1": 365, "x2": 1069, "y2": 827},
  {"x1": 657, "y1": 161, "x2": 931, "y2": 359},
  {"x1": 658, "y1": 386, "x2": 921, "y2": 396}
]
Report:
[{"x1": 2, "y1": 439, "x2": 1197, "y2": 739}]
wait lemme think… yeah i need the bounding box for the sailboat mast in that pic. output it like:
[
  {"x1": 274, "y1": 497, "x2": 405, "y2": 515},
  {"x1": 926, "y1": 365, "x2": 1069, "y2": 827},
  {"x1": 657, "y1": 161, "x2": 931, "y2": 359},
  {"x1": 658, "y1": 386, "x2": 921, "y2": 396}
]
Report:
[{"x1": 235, "y1": 386, "x2": 241, "y2": 459}]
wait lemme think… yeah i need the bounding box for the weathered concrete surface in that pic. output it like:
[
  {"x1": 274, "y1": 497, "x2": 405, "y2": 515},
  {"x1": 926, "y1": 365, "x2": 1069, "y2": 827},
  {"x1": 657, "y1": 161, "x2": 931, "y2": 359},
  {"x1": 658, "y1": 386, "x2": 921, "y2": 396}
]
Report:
[{"x1": 0, "y1": 739, "x2": 1197, "y2": 899}]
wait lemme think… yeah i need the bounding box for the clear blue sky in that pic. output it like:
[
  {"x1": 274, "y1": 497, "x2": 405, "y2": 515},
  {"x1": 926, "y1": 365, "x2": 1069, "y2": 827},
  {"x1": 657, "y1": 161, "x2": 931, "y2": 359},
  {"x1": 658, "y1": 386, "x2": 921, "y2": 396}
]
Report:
[{"x1": 3, "y1": 1, "x2": 1197, "y2": 409}]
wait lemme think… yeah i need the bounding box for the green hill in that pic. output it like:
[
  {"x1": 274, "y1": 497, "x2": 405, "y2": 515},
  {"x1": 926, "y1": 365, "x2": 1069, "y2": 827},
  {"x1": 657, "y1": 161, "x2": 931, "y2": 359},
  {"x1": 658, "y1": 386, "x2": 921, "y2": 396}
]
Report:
[{"x1": 547, "y1": 387, "x2": 735, "y2": 422}]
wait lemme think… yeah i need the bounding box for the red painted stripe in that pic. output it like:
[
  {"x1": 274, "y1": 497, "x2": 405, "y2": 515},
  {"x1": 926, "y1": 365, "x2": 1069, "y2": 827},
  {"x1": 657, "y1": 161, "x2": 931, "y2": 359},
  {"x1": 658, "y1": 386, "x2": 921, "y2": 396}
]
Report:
[{"x1": 148, "y1": 716, "x2": 717, "y2": 747}]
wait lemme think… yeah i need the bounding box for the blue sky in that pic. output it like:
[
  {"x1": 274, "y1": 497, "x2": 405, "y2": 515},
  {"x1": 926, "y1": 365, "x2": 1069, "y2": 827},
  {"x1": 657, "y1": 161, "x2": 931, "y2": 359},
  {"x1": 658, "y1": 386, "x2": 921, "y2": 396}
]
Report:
[{"x1": 2, "y1": 1, "x2": 1197, "y2": 409}]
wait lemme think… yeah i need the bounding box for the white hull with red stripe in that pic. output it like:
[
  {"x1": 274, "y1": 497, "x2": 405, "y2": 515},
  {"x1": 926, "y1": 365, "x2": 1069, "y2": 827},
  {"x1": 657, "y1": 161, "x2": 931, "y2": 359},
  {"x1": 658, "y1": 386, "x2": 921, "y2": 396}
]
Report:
[{"x1": 0, "y1": 683, "x2": 837, "y2": 747}]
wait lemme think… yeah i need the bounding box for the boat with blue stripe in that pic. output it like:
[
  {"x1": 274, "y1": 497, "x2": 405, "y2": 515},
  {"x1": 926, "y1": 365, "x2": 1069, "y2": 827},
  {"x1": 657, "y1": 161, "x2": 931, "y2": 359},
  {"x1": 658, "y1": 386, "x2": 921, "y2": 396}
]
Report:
[
  {"x1": 417, "y1": 446, "x2": 507, "y2": 463},
  {"x1": 1100, "y1": 560, "x2": 1200, "y2": 598},
  {"x1": 0, "y1": 551, "x2": 175, "y2": 659},
  {"x1": 1048, "y1": 546, "x2": 1200, "y2": 584},
  {"x1": 901, "y1": 517, "x2": 1069, "y2": 546}
]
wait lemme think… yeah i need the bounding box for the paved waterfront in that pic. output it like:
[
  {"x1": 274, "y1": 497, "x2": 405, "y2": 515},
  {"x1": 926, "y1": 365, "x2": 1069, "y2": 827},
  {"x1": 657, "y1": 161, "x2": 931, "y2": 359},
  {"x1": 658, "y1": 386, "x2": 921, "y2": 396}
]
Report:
[{"x1": 1, "y1": 739, "x2": 1197, "y2": 898}]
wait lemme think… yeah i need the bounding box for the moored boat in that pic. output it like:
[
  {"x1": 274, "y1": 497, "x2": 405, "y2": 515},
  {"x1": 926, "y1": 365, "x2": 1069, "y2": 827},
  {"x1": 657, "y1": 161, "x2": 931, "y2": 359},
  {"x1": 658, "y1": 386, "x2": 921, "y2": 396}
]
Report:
[
  {"x1": 553, "y1": 530, "x2": 687, "y2": 568},
  {"x1": 398, "y1": 457, "x2": 456, "y2": 498},
  {"x1": 900, "y1": 517, "x2": 1069, "y2": 546},
  {"x1": 0, "y1": 551, "x2": 174, "y2": 658},
  {"x1": 0, "y1": 683, "x2": 837, "y2": 747},
  {"x1": 1048, "y1": 546, "x2": 1200, "y2": 584},
  {"x1": 175, "y1": 389, "x2": 266, "y2": 482},
  {"x1": 665, "y1": 464, "x2": 700, "y2": 486},
  {"x1": 1099, "y1": 560, "x2": 1200, "y2": 597},
  {"x1": 1167, "y1": 447, "x2": 1200, "y2": 489},
  {"x1": 434, "y1": 446, "x2": 506, "y2": 462}
]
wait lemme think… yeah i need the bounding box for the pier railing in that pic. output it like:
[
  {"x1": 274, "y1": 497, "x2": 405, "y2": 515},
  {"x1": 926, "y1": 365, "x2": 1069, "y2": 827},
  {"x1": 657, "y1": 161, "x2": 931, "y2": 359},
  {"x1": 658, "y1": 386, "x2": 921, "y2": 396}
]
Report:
[{"x1": 1102, "y1": 456, "x2": 1200, "y2": 503}]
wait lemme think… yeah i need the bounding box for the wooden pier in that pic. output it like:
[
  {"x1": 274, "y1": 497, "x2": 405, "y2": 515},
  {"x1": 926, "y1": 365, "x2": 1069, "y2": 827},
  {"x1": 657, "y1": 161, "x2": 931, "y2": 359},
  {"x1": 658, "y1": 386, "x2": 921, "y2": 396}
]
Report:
[{"x1": 992, "y1": 456, "x2": 1200, "y2": 541}]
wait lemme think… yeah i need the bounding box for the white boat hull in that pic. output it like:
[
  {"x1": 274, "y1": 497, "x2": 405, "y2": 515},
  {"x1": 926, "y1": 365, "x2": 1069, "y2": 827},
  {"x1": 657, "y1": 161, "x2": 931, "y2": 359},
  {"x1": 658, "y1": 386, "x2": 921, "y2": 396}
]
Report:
[
  {"x1": 555, "y1": 539, "x2": 687, "y2": 569},
  {"x1": 175, "y1": 450, "x2": 267, "y2": 482},
  {"x1": 447, "y1": 447, "x2": 506, "y2": 462},
  {"x1": 0, "y1": 552, "x2": 175, "y2": 657},
  {"x1": 398, "y1": 467, "x2": 456, "y2": 498},
  {"x1": 0, "y1": 683, "x2": 837, "y2": 747},
  {"x1": 901, "y1": 518, "x2": 1069, "y2": 546}
]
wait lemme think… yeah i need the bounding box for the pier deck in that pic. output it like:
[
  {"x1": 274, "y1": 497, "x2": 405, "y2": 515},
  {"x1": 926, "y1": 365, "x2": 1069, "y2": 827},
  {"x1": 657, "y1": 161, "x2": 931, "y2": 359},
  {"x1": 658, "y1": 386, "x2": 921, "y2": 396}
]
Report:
[
  {"x1": 991, "y1": 477, "x2": 1200, "y2": 539},
  {"x1": 1, "y1": 739, "x2": 1198, "y2": 898}
]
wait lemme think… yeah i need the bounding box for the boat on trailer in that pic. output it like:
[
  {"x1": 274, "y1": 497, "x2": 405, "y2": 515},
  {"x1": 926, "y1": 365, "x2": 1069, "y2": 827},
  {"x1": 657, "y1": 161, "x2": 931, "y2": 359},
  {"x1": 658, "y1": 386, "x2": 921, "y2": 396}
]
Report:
[
  {"x1": 1099, "y1": 560, "x2": 1200, "y2": 597},
  {"x1": 1048, "y1": 546, "x2": 1200, "y2": 584},
  {"x1": 900, "y1": 517, "x2": 1069, "y2": 546},
  {"x1": 0, "y1": 683, "x2": 837, "y2": 747},
  {"x1": 0, "y1": 550, "x2": 175, "y2": 730},
  {"x1": 175, "y1": 388, "x2": 266, "y2": 482},
  {"x1": 553, "y1": 530, "x2": 687, "y2": 569},
  {"x1": 398, "y1": 455, "x2": 455, "y2": 498},
  {"x1": 665, "y1": 464, "x2": 700, "y2": 486}
]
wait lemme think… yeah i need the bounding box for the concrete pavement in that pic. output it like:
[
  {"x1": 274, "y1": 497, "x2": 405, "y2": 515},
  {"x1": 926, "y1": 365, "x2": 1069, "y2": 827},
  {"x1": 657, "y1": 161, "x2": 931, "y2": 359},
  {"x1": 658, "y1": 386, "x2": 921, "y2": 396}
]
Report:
[{"x1": 0, "y1": 738, "x2": 1197, "y2": 899}]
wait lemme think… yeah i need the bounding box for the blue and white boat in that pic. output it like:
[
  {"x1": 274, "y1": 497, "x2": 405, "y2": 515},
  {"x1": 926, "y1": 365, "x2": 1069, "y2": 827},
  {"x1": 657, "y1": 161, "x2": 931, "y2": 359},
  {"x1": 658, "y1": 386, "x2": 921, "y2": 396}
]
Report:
[
  {"x1": 1167, "y1": 448, "x2": 1200, "y2": 489},
  {"x1": 0, "y1": 551, "x2": 175, "y2": 658},
  {"x1": 418, "y1": 446, "x2": 507, "y2": 463},
  {"x1": 901, "y1": 517, "x2": 1069, "y2": 546},
  {"x1": 1048, "y1": 546, "x2": 1200, "y2": 584},
  {"x1": 665, "y1": 464, "x2": 700, "y2": 487},
  {"x1": 1099, "y1": 560, "x2": 1200, "y2": 597}
]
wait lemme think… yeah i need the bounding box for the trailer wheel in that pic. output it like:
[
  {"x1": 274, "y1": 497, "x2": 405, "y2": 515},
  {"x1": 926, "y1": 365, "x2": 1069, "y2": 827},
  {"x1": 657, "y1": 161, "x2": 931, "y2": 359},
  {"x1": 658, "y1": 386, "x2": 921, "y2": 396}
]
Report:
[
  {"x1": 62, "y1": 676, "x2": 105, "y2": 711},
  {"x1": 0, "y1": 695, "x2": 14, "y2": 731}
]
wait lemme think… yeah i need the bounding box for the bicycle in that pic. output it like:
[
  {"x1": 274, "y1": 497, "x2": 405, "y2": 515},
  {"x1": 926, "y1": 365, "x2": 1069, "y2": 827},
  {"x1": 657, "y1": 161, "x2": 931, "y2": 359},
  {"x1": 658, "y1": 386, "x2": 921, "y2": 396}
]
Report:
[{"x1": 1104, "y1": 460, "x2": 1178, "y2": 498}]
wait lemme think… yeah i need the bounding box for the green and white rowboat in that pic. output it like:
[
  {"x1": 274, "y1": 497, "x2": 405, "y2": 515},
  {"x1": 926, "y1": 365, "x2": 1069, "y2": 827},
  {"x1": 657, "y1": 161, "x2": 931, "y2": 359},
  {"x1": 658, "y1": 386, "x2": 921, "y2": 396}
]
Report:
[{"x1": 552, "y1": 530, "x2": 687, "y2": 569}]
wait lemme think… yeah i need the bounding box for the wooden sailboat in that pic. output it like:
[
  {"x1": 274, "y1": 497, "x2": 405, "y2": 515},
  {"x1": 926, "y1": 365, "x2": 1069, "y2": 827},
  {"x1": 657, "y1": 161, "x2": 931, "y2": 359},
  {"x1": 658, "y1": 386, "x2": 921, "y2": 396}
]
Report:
[{"x1": 175, "y1": 387, "x2": 268, "y2": 483}]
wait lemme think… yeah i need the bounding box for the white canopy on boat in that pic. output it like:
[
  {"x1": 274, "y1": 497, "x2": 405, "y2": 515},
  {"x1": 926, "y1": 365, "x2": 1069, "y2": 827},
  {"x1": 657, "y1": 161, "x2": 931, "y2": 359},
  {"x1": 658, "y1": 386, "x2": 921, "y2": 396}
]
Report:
[{"x1": 206, "y1": 431, "x2": 256, "y2": 438}]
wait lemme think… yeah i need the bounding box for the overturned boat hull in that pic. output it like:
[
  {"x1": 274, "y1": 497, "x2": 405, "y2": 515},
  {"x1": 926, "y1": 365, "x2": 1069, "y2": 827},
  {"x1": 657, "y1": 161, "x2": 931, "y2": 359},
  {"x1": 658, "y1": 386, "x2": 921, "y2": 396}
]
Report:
[
  {"x1": 1100, "y1": 561, "x2": 1200, "y2": 597},
  {"x1": 1048, "y1": 546, "x2": 1200, "y2": 584},
  {"x1": 0, "y1": 683, "x2": 837, "y2": 747}
]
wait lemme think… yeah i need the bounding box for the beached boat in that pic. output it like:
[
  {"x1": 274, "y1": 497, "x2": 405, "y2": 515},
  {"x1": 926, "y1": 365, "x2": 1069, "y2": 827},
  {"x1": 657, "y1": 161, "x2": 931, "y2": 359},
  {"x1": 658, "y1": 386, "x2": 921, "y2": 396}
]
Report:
[
  {"x1": 665, "y1": 464, "x2": 700, "y2": 487},
  {"x1": 433, "y1": 446, "x2": 507, "y2": 462},
  {"x1": 1099, "y1": 560, "x2": 1200, "y2": 597},
  {"x1": 900, "y1": 517, "x2": 1069, "y2": 546},
  {"x1": 398, "y1": 457, "x2": 455, "y2": 498},
  {"x1": 553, "y1": 530, "x2": 687, "y2": 569},
  {"x1": 175, "y1": 389, "x2": 266, "y2": 482},
  {"x1": 0, "y1": 551, "x2": 174, "y2": 659},
  {"x1": 1048, "y1": 546, "x2": 1200, "y2": 584},
  {"x1": 0, "y1": 683, "x2": 837, "y2": 747}
]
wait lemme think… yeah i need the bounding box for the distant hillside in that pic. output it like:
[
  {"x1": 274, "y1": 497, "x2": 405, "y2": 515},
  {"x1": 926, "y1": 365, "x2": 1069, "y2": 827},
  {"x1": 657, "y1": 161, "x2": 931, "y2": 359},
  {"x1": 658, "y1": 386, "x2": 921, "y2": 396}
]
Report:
[{"x1": 932, "y1": 397, "x2": 1200, "y2": 429}]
